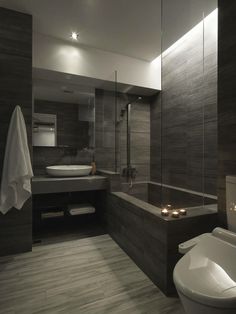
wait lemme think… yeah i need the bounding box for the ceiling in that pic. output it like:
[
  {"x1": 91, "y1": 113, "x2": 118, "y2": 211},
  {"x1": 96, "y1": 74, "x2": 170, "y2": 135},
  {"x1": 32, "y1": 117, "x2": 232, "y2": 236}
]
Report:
[
  {"x1": 33, "y1": 68, "x2": 158, "y2": 105},
  {"x1": 162, "y1": 0, "x2": 217, "y2": 51},
  {"x1": 34, "y1": 79, "x2": 95, "y2": 106},
  {"x1": 0, "y1": 0, "x2": 162, "y2": 61}
]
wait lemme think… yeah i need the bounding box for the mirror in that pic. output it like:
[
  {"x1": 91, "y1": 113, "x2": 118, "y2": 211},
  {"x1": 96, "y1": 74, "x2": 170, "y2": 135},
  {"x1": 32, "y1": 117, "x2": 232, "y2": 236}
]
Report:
[
  {"x1": 33, "y1": 112, "x2": 57, "y2": 147},
  {"x1": 33, "y1": 71, "x2": 95, "y2": 150}
]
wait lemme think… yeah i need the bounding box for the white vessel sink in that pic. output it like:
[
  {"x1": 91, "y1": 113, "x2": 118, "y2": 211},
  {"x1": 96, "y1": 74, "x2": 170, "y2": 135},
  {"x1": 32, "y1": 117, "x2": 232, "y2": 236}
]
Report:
[{"x1": 46, "y1": 165, "x2": 92, "y2": 177}]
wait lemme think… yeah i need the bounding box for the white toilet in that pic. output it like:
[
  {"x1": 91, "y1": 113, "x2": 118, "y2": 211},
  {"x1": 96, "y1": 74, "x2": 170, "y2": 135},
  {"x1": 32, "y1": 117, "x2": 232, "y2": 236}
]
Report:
[{"x1": 174, "y1": 175, "x2": 236, "y2": 314}]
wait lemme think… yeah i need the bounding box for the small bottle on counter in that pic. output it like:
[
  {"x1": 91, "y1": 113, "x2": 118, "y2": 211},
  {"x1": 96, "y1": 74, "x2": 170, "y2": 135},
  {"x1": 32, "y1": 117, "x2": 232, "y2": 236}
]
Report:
[{"x1": 91, "y1": 161, "x2": 96, "y2": 175}]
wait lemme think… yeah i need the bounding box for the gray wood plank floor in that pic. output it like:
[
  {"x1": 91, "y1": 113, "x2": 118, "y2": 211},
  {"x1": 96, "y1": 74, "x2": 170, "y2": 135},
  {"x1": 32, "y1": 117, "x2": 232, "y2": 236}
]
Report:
[{"x1": 0, "y1": 234, "x2": 184, "y2": 314}]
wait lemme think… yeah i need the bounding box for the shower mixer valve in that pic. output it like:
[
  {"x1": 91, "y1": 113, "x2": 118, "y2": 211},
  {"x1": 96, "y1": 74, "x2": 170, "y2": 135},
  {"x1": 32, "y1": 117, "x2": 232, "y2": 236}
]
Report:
[{"x1": 122, "y1": 167, "x2": 137, "y2": 179}]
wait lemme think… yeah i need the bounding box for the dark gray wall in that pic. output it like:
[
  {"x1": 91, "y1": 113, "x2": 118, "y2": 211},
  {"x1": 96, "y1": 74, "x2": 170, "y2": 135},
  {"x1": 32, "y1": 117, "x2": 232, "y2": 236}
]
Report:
[
  {"x1": 151, "y1": 11, "x2": 217, "y2": 199},
  {"x1": 119, "y1": 96, "x2": 150, "y2": 183},
  {"x1": 150, "y1": 93, "x2": 162, "y2": 183},
  {"x1": 95, "y1": 89, "x2": 117, "y2": 171},
  {"x1": 0, "y1": 7, "x2": 32, "y2": 256},
  {"x1": 95, "y1": 89, "x2": 151, "y2": 182},
  {"x1": 218, "y1": 1, "x2": 236, "y2": 226}
]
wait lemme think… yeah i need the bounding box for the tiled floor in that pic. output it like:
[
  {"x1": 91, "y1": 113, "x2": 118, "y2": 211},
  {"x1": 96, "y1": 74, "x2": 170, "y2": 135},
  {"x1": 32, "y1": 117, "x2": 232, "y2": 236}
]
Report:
[{"x1": 0, "y1": 234, "x2": 184, "y2": 314}]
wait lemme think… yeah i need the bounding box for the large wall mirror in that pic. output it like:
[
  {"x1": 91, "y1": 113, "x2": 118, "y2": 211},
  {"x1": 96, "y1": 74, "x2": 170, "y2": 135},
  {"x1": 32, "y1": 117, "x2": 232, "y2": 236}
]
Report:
[{"x1": 33, "y1": 70, "x2": 95, "y2": 150}]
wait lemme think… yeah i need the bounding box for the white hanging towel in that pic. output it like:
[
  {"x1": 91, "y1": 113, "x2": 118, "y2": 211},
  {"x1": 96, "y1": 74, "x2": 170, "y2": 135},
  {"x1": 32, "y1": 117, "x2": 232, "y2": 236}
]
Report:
[{"x1": 0, "y1": 106, "x2": 33, "y2": 214}]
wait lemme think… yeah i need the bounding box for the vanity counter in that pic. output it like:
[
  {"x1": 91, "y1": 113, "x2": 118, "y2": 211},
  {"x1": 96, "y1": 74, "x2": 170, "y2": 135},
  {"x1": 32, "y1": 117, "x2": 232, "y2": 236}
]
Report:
[{"x1": 32, "y1": 175, "x2": 108, "y2": 194}]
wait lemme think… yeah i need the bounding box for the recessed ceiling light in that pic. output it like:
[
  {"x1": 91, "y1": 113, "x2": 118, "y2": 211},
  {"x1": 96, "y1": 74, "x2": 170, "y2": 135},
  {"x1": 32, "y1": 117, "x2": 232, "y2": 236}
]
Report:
[{"x1": 71, "y1": 32, "x2": 79, "y2": 40}]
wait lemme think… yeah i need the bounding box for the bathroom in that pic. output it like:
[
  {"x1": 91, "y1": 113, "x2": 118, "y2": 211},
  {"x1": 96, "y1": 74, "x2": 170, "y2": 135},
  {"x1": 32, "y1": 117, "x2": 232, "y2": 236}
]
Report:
[{"x1": 0, "y1": 0, "x2": 235, "y2": 313}]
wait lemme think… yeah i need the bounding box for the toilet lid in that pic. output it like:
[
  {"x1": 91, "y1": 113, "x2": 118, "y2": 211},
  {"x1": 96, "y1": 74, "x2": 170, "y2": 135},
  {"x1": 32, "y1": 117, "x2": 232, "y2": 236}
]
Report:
[{"x1": 174, "y1": 234, "x2": 236, "y2": 308}]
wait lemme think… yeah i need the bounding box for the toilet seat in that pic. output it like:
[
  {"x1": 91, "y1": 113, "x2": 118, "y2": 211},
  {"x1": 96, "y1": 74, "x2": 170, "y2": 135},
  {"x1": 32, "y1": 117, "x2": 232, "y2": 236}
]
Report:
[{"x1": 174, "y1": 234, "x2": 236, "y2": 309}]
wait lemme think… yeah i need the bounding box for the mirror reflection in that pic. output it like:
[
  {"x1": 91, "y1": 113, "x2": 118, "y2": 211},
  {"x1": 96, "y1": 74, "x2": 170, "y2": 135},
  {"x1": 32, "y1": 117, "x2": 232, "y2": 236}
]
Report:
[{"x1": 33, "y1": 73, "x2": 95, "y2": 150}]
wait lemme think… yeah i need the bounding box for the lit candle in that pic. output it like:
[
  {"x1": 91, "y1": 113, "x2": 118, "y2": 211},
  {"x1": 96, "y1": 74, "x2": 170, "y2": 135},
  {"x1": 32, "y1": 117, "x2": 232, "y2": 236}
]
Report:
[
  {"x1": 167, "y1": 204, "x2": 172, "y2": 210},
  {"x1": 179, "y1": 209, "x2": 187, "y2": 216},
  {"x1": 172, "y1": 210, "x2": 179, "y2": 218},
  {"x1": 161, "y1": 208, "x2": 169, "y2": 216}
]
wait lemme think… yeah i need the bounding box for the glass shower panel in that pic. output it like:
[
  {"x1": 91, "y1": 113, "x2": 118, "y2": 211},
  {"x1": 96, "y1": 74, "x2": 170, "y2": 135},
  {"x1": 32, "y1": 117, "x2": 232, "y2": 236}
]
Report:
[
  {"x1": 161, "y1": 0, "x2": 206, "y2": 210},
  {"x1": 110, "y1": 1, "x2": 162, "y2": 204},
  {"x1": 202, "y1": 5, "x2": 218, "y2": 209},
  {"x1": 116, "y1": 91, "x2": 152, "y2": 201},
  {"x1": 94, "y1": 72, "x2": 117, "y2": 172}
]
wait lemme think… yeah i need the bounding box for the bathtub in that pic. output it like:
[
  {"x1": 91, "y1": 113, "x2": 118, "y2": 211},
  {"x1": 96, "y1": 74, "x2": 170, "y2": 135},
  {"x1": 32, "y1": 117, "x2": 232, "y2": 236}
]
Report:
[
  {"x1": 105, "y1": 181, "x2": 217, "y2": 295},
  {"x1": 121, "y1": 181, "x2": 217, "y2": 210}
]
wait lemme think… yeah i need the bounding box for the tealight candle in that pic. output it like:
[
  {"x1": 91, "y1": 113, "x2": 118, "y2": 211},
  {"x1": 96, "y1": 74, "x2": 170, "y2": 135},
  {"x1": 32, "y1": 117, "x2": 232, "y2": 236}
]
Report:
[
  {"x1": 179, "y1": 209, "x2": 187, "y2": 216},
  {"x1": 167, "y1": 204, "x2": 172, "y2": 210},
  {"x1": 172, "y1": 210, "x2": 179, "y2": 218},
  {"x1": 161, "y1": 208, "x2": 169, "y2": 216}
]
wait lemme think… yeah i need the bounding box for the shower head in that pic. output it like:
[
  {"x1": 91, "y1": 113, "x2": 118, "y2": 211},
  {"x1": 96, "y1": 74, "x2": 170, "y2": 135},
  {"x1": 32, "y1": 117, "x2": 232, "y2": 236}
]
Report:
[
  {"x1": 118, "y1": 96, "x2": 143, "y2": 120},
  {"x1": 125, "y1": 96, "x2": 142, "y2": 107},
  {"x1": 132, "y1": 96, "x2": 142, "y2": 104}
]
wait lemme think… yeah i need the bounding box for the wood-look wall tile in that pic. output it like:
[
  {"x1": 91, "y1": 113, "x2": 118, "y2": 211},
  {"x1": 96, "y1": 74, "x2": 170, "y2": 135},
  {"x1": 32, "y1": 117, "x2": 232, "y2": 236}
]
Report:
[
  {"x1": 218, "y1": 1, "x2": 236, "y2": 225},
  {"x1": 0, "y1": 7, "x2": 32, "y2": 256}
]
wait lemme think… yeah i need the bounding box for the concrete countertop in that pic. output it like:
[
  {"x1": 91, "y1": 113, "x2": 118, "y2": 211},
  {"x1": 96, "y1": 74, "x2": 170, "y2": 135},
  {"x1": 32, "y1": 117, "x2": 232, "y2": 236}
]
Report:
[{"x1": 32, "y1": 175, "x2": 108, "y2": 195}]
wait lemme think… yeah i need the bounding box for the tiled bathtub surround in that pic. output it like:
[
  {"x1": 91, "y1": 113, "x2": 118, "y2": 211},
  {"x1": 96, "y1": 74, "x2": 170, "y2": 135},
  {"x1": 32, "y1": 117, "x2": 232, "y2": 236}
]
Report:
[{"x1": 106, "y1": 191, "x2": 217, "y2": 295}]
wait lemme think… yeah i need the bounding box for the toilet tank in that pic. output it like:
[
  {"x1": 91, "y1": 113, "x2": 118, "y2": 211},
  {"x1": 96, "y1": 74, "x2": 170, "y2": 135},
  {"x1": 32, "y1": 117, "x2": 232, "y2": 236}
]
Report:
[{"x1": 226, "y1": 176, "x2": 236, "y2": 232}]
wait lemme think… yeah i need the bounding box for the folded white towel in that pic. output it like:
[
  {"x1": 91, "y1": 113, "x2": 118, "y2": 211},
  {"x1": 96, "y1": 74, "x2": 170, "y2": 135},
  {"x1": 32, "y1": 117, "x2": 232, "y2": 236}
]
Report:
[
  {"x1": 0, "y1": 106, "x2": 33, "y2": 214},
  {"x1": 68, "y1": 203, "x2": 95, "y2": 216},
  {"x1": 42, "y1": 211, "x2": 64, "y2": 219}
]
